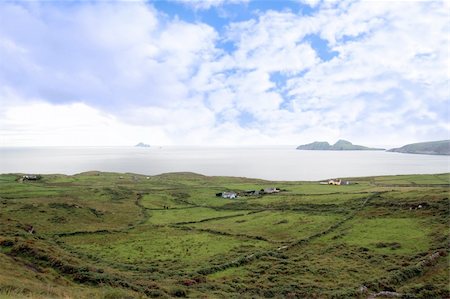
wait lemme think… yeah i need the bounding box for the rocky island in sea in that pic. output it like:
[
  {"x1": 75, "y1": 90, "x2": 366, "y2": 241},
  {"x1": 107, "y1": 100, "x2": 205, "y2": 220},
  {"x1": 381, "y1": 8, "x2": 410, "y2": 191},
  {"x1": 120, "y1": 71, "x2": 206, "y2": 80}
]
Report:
[
  {"x1": 388, "y1": 140, "x2": 450, "y2": 155},
  {"x1": 135, "y1": 142, "x2": 150, "y2": 148},
  {"x1": 296, "y1": 139, "x2": 384, "y2": 151}
]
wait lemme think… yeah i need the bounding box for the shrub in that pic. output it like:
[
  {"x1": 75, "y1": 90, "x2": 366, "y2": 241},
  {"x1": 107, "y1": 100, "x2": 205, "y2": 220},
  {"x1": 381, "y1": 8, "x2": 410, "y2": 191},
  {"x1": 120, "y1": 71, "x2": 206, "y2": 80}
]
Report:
[
  {"x1": 375, "y1": 242, "x2": 401, "y2": 250},
  {"x1": 169, "y1": 287, "x2": 187, "y2": 297},
  {"x1": 0, "y1": 239, "x2": 14, "y2": 247}
]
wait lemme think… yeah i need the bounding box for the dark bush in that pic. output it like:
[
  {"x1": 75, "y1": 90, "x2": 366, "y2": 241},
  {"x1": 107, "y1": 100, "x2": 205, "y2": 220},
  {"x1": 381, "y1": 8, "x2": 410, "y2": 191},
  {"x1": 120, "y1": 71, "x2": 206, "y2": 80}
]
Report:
[
  {"x1": 182, "y1": 279, "x2": 196, "y2": 286},
  {"x1": 375, "y1": 242, "x2": 401, "y2": 250},
  {"x1": 49, "y1": 216, "x2": 67, "y2": 223},
  {"x1": 48, "y1": 202, "x2": 75, "y2": 209},
  {"x1": 275, "y1": 219, "x2": 288, "y2": 224},
  {"x1": 147, "y1": 290, "x2": 164, "y2": 298},
  {"x1": 0, "y1": 239, "x2": 14, "y2": 247},
  {"x1": 170, "y1": 287, "x2": 187, "y2": 297}
]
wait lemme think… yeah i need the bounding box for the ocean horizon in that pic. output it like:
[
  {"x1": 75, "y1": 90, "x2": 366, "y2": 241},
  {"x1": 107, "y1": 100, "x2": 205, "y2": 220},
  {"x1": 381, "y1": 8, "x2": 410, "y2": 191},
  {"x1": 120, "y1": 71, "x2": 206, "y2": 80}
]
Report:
[{"x1": 1, "y1": 146, "x2": 449, "y2": 181}]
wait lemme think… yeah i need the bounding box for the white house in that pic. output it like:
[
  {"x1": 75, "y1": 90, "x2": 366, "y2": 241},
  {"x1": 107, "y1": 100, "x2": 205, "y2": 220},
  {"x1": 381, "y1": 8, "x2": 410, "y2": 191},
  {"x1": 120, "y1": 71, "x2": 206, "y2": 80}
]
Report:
[
  {"x1": 222, "y1": 192, "x2": 237, "y2": 199},
  {"x1": 328, "y1": 179, "x2": 342, "y2": 185}
]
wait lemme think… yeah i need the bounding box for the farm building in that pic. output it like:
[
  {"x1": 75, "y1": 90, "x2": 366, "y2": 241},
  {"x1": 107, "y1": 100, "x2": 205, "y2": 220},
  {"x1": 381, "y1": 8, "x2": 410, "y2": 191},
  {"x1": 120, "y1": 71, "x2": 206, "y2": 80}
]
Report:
[
  {"x1": 326, "y1": 179, "x2": 351, "y2": 185},
  {"x1": 328, "y1": 179, "x2": 342, "y2": 185},
  {"x1": 22, "y1": 175, "x2": 41, "y2": 181},
  {"x1": 216, "y1": 192, "x2": 238, "y2": 199}
]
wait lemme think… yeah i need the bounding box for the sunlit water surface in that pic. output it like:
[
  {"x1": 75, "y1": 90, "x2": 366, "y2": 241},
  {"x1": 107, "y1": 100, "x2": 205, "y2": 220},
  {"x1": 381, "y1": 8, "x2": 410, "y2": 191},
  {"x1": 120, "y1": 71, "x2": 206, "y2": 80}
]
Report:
[{"x1": 1, "y1": 146, "x2": 449, "y2": 181}]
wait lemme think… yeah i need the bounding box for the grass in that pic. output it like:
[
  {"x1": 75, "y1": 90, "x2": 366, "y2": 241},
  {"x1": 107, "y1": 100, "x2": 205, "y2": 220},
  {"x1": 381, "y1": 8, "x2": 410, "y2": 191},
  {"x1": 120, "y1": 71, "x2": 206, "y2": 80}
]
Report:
[
  {"x1": 325, "y1": 217, "x2": 431, "y2": 254},
  {"x1": 370, "y1": 173, "x2": 450, "y2": 185},
  {"x1": 0, "y1": 171, "x2": 448, "y2": 298},
  {"x1": 396, "y1": 254, "x2": 450, "y2": 297},
  {"x1": 252, "y1": 192, "x2": 368, "y2": 206},
  {"x1": 146, "y1": 207, "x2": 246, "y2": 225},
  {"x1": 190, "y1": 210, "x2": 343, "y2": 242},
  {"x1": 141, "y1": 192, "x2": 192, "y2": 209},
  {"x1": 207, "y1": 266, "x2": 250, "y2": 280},
  {"x1": 60, "y1": 225, "x2": 269, "y2": 274}
]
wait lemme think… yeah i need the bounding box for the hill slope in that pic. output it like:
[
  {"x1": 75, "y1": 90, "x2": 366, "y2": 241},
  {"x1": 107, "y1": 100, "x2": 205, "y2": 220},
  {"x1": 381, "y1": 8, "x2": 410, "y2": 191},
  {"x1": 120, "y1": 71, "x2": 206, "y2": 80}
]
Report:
[
  {"x1": 388, "y1": 140, "x2": 450, "y2": 155},
  {"x1": 0, "y1": 172, "x2": 448, "y2": 298},
  {"x1": 297, "y1": 139, "x2": 384, "y2": 150}
]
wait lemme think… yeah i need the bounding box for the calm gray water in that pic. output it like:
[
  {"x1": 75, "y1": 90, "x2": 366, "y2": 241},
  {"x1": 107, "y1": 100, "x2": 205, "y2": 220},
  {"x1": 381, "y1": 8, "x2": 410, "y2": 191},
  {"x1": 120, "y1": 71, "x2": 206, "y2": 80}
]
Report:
[{"x1": 0, "y1": 146, "x2": 449, "y2": 181}]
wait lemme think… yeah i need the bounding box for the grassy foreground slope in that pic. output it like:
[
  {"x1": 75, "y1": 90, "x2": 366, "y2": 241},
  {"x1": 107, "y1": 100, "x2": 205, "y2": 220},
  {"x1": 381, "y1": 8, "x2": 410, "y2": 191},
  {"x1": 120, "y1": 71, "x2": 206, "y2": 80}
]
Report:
[{"x1": 0, "y1": 172, "x2": 448, "y2": 298}]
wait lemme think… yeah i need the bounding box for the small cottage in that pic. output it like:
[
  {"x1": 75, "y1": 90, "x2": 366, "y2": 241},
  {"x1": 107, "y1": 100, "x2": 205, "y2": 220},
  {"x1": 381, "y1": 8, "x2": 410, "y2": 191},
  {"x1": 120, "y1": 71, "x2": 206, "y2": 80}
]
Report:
[
  {"x1": 22, "y1": 175, "x2": 41, "y2": 181},
  {"x1": 221, "y1": 192, "x2": 238, "y2": 199},
  {"x1": 327, "y1": 179, "x2": 351, "y2": 186},
  {"x1": 328, "y1": 179, "x2": 342, "y2": 185}
]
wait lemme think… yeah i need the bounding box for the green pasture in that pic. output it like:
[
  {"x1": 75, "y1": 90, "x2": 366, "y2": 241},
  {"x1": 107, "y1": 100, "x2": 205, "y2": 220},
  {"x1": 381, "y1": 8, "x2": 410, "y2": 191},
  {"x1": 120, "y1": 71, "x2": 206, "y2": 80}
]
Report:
[
  {"x1": 322, "y1": 217, "x2": 431, "y2": 254},
  {"x1": 146, "y1": 207, "x2": 246, "y2": 225},
  {"x1": 190, "y1": 210, "x2": 343, "y2": 242},
  {"x1": 371, "y1": 173, "x2": 450, "y2": 185},
  {"x1": 251, "y1": 192, "x2": 369, "y2": 206},
  {"x1": 61, "y1": 225, "x2": 268, "y2": 273},
  {"x1": 0, "y1": 172, "x2": 448, "y2": 298}
]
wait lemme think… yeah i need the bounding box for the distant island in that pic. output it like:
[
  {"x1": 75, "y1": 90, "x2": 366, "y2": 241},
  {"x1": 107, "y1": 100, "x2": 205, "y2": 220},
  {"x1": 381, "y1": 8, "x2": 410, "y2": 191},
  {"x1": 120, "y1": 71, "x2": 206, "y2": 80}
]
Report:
[
  {"x1": 388, "y1": 140, "x2": 450, "y2": 155},
  {"x1": 296, "y1": 139, "x2": 384, "y2": 151},
  {"x1": 135, "y1": 142, "x2": 150, "y2": 148}
]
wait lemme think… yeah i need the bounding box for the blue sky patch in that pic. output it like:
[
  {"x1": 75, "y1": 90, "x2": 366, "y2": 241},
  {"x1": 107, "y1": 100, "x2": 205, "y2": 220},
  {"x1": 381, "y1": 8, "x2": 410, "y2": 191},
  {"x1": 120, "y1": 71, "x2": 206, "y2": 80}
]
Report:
[
  {"x1": 238, "y1": 110, "x2": 256, "y2": 127},
  {"x1": 151, "y1": 0, "x2": 316, "y2": 34},
  {"x1": 304, "y1": 34, "x2": 338, "y2": 61}
]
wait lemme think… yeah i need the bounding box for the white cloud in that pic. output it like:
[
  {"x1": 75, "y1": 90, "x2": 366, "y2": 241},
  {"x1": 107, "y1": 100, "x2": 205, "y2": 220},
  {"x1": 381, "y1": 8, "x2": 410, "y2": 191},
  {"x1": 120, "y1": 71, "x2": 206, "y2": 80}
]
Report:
[
  {"x1": 225, "y1": 11, "x2": 321, "y2": 73},
  {"x1": 0, "y1": 1, "x2": 448, "y2": 147},
  {"x1": 295, "y1": 0, "x2": 321, "y2": 9},
  {"x1": 280, "y1": 1, "x2": 449, "y2": 145},
  {"x1": 0, "y1": 1, "x2": 218, "y2": 109},
  {"x1": 0, "y1": 100, "x2": 171, "y2": 146},
  {"x1": 171, "y1": 0, "x2": 249, "y2": 10}
]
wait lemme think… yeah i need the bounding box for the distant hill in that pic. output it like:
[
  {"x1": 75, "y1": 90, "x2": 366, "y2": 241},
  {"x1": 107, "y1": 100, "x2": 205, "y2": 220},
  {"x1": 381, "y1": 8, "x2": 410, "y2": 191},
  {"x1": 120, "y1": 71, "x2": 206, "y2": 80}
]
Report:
[
  {"x1": 135, "y1": 142, "x2": 150, "y2": 148},
  {"x1": 296, "y1": 140, "x2": 384, "y2": 151},
  {"x1": 388, "y1": 140, "x2": 450, "y2": 155}
]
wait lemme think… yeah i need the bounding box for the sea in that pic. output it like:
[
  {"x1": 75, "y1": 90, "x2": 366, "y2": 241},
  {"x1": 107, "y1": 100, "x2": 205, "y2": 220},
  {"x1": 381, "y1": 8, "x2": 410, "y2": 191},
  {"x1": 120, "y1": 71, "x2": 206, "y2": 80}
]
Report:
[{"x1": 0, "y1": 146, "x2": 449, "y2": 181}]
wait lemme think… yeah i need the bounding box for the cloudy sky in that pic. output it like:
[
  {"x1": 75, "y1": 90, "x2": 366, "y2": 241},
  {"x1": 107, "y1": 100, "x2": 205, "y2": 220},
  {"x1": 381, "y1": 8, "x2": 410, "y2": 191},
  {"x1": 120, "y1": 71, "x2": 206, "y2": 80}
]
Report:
[{"x1": 0, "y1": 0, "x2": 448, "y2": 147}]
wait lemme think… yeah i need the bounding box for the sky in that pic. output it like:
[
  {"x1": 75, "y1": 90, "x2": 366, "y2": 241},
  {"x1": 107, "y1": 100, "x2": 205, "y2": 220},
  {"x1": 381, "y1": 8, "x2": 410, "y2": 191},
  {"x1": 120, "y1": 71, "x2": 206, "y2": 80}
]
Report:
[{"x1": 0, "y1": 0, "x2": 449, "y2": 147}]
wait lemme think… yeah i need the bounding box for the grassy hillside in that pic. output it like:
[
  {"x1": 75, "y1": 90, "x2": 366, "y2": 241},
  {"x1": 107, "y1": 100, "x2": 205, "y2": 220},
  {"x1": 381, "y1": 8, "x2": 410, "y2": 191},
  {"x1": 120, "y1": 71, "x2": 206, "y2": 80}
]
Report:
[{"x1": 0, "y1": 172, "x2": 448, "y2": 298}]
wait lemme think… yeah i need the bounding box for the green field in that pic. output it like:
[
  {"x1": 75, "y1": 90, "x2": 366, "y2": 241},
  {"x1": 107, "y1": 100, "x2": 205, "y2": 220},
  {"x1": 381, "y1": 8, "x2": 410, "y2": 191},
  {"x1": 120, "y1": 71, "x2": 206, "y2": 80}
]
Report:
[{"x1": 0, "y1": 172, "x2": 448, "y2": 298}]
